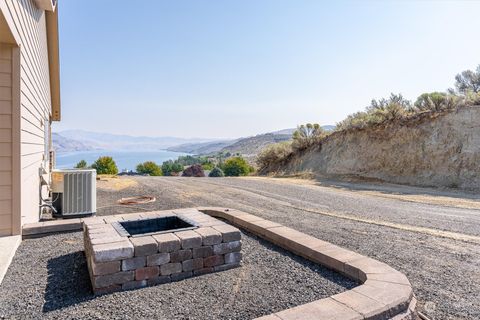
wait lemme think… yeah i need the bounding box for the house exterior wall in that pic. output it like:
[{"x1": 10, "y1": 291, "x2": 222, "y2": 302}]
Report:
[
  {"x1": 1, "y1": 0, "x2": 53, "y2": 231},
  {"x1": 0, "y1": 44, "x2": 14, "y2": 236}
]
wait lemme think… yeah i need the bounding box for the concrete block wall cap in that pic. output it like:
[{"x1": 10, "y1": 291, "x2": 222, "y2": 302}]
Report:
[
  {"x1": 194, "y1": 227, "x2": 222, "y2": 246},
  {"x1": 232, "y1": 213, "x2": 265, "y2": 224},
  {"x1": 254, "y1": 314, "x2": 282, "y2": 320},
  {"x1": 353, "y1": 282, "x2": 413, "y2": 312},
  {"x1": 345, "y1": 257, "x2": 398, "y2": 276},
  {"x1": 130, "y1": 236, "x2": 158, "y2": 257},
  {"x1": 89, "y1": 236, "x2": 125, "y2": 246},
  {"x1": 331, "y1": 290, "x2": 390, "y2": 319},
  {"x1": 264, "y1": 226, "x2": 312, "y2": 241},
  {"x1": 199, "y1": 207, "x2": 414, "y2": 320},
  {"x1": 274, "y1": 297, "x2": 363, "y2": 320},
  {"x1": 367, "y1": 272, "x2": 412, "y2": 287},
  {"x1": 93, "y1": 241, "x2": 134, "y2": 263}
]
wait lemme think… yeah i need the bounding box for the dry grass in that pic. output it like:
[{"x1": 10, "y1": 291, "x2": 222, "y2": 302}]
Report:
[{"x1": 97, "y1": 176, "x2": 138, "y2": 191}]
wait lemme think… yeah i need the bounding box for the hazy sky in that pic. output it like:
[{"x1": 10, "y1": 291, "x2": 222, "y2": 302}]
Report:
[{"x1": 53, "y1": 0, "x2": 480, "y2": 139}]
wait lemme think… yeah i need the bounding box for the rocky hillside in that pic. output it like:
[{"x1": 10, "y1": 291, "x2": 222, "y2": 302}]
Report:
[
  {"x1": 274, "y1": 106, "x2": 480, "y2": 190},
  {"x1": 52, "y1": 133, "x2": 93, "y2": 153},
  {"x1": 167, "y1": 140, "x2": 237, "y2": 154},
  {"x1": 168, "y1": 126, "x2": 334, "y2": 157},
  {"x1": 219, "y1": 133, "x2": 291, "y2": 157}
]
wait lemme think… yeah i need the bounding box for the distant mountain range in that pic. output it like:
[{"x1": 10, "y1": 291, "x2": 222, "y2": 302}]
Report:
[
  {"x1": 53, "y1": 126, "x2": 335, "y2": 156},
  {"x1": 166, "y1": 125, "x2": 335, "y2": 156},
  {"x1": 52, "y1": 133, "x2": 95, "y2": 153},
  {"x1": 54, "y1": 130, "x2": 215, "y2": 153}
]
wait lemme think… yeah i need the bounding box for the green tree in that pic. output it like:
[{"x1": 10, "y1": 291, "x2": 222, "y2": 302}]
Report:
[
  {"x1": 208, "y1": 167, "x2": 225, "y2": 177},
  {"x1": 455, "y1": 65, "x2": 480, "y2": 94},
  {"x1": 223, "y1": 157, "x2": 250, "y2": 177},
  {"x1": 91, "y1": 156, "x2": 118, "y2": 175},
  {"x1": 202, "y1": 162, "x2": 215, "y2": 171},
  {"x1": 366, "y1": 93, "x2": 411, "y2": 121},
  {"x1": 256, "y1": 141, "x2": 293, "y2": 173},
  {"x1": 292, "y1": 123, "x2": 326, "y2": 151},
  {"x1": 414, "y1": 92, "x2": 458, "y2": 112},
  {"x1": 75, "y1": 159, "x2": 87, "y2": 169},
  {"x1": 162, "y1": 160, "x2": 184, "y2": 176},
  {"x1": 136, "y1": 161, "x2": 162, "y2": 176}
]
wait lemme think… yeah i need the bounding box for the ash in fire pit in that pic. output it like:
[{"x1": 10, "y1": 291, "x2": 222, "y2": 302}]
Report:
[{"x1": 83, "y1": 209, "x2": 242, "y2": 294}]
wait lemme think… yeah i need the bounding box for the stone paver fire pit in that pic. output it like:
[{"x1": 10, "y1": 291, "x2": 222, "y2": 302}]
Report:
[{"x1": 83, "y1": 209, "x2": 242, "y2": 294}]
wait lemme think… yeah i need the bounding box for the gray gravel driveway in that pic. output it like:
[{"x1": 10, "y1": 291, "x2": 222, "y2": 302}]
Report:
[{"x1": 94, "y1": 176, "x2": 480, "y2": 320}]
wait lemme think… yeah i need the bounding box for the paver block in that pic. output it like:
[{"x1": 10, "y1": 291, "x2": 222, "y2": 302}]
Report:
[
  {"x1": 213, "y1": 241, "x2": 241, "y2": 255},
  {"x1": 331, "y1": 290, "x2": 390, "y2": 319},
  {"x1": 160, "y1": 263, "x2": 182, "y2": 276},
  {"x1": 274, "y1": 297, "x2": 363, "y2": 320},
  {"x1": 204, "y1": 255, "x2": 224, "y2": 267},
  {"x1": 170, "y1": 249, "x2": 192, "y2": 262},
  {"x1": 195, "y1": 227, "x2": 222, "y2": 246},
  {"x1": 135, "y1": 266, "x2": 159, "y2": 280},
  {"x1": 175, "y1": 230, "x2": 202, "y2": 249},
  {"x1": 147, "y1": 252, "x2": 170, "y2": 266},
  {"x1": 192, "y1": 246, "x2": 213, "y2": 258},
  {"x1": 131, "y1": 236, "x2": 158, "y2": 256},
  {"x1": 93, "y1": 240, "x2": 134, "y2": 263},
  {"x1": 91, "y1": 260, "x2": 121, "y2": 276},
  {"x1": 345, "y1": 257, "x2": 396, "y2": 282},
  {"x1": 353, "y1": 281, "x2": 413, "y2": 314},
  {"x1": 366, "y1": 272, "x2": 411, "y2": 286},
  {"x1": 212, "y1": 224, "x2": 242, "y2": 242},
  {"x1": 94, "y1": 271, "x2": 134, "y2": 288},
  {"x1": 122, "y1": 256, "x2": 146, "y2": 271},
  {"x1": 153, "y1": 233, "x2": 181, "y2": 253},
  {"x1": 182, "y1": 258, "x2": 204, "y2": 272}
]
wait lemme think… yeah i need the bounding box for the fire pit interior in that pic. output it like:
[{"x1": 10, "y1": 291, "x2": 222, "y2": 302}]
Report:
[
  {"x1": 113, "y1": 216, "x2": 198, "y2": 237},
  {"x1": 83, "y1": 209, "x2": 243, "y2": 294}
]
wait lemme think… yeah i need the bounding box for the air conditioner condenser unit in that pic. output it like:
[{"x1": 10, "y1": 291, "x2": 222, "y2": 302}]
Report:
[{"x1": 51, "y1": 169, "x2": 96, "y2": 218}]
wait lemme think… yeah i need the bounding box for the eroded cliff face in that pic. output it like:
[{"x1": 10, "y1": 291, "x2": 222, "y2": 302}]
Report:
[{"x1": 285, "y1": 106, "x2": 480, "y2": 190}]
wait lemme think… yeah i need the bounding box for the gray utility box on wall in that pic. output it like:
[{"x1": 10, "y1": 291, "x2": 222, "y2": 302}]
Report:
[{"x1": 51, "y1": 169, "x2": 96, "y2": 218}]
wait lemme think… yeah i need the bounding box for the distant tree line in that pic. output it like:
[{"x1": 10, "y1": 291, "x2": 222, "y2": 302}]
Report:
[{"x1": 75, "y1": 154, "x2": 254, "y2": 177}]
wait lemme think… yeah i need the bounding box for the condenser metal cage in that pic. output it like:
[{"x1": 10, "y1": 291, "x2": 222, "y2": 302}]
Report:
[{"x1": 51, "y1": 169, "x2": 96, "y2": 218}]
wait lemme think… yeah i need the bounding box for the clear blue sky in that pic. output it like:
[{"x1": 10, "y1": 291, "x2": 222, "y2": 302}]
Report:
[{"x1": 53, "y1": 0, "x2": 480, "y2": 139}]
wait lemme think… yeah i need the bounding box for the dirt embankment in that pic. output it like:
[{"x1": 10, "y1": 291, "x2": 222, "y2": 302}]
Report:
[{"x1": 282, "y1": 106, "x2": 480, "y2": 190}]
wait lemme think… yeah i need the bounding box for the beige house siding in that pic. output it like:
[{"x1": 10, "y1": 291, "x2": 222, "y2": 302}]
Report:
[
  {"x1": 2, "y1": 0, "x2": 52, "y2": 228},
  {"x1": 0, "y1": 44, "x2": 13, "y2": 235}
]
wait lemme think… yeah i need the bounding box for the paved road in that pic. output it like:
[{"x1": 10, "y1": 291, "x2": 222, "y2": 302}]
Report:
[{"x1": 97, "y1": 176, "x2": 480, "y2": 320}]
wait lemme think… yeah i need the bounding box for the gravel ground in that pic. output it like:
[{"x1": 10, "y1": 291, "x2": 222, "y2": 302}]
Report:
[
  {"x1": 93, "y1": 176, "x2": 480, "y2": 320},
  {"x1": 0, "y1": 229, "x2": 355, "y2": 319}
]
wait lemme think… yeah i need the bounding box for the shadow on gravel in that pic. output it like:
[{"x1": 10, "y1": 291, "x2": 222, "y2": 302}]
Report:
[{"x1": 43, "y1": 251, "x2": 93, "y2": 312}]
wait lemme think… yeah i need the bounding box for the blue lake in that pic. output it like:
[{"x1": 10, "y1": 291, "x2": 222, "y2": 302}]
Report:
[{"x1": 55, "y1": 150, "x2": 189, "y2": 171}]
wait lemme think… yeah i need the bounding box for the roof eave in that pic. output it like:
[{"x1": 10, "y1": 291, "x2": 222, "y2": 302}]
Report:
[{"x1": 46, "y1": 8, "x2": 61, "y2": 122}]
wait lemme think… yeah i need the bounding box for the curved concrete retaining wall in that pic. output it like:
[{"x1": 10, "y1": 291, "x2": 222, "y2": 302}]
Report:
[{"x1": 199, "y1": 207, "x2": 416, "y2": 320}]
